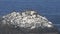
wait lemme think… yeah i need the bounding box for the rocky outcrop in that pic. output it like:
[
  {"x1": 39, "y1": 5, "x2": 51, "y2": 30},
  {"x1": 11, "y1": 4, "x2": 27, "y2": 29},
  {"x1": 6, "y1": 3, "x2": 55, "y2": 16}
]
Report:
[
  {"x1": 0, "y1": 11, "x2": 59, "y2": 34},
  {"x1": 1, "y1": 11, "x2": 53, "y2": 29}
]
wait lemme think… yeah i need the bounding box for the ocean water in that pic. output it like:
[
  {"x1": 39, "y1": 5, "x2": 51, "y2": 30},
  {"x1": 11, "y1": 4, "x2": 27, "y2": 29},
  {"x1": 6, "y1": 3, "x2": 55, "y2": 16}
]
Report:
[{"x1": 0, "y1": 0, "x2": 60, "y2": 30}]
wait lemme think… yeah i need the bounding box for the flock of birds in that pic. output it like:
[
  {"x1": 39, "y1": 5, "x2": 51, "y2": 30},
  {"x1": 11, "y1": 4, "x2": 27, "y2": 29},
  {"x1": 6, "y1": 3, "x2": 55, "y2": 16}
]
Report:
[{"x1": 1, "y1": 11, "x2": 53, "y2": 29}]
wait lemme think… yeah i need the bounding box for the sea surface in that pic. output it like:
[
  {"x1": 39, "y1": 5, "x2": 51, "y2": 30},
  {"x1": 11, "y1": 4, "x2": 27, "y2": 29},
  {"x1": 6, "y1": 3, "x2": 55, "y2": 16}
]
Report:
[{"x1": 0, "y1": 0, "x2": 60, "y2": 31}]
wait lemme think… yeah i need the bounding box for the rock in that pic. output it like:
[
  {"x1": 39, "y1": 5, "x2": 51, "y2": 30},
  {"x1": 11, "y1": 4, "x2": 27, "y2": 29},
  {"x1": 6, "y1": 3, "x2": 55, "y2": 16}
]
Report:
[
  {"x1": 1, "y1": 11, "x2": 53, "y2": 29},
  {"x1": 0, "y1": 10, "x2": 59, "y2": 34}
]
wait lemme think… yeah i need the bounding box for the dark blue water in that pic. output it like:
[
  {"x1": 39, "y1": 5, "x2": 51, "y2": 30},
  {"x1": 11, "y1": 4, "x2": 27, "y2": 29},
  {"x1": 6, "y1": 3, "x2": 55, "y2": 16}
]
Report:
[{"x1": 0, "y1": 0, "x2": 60, "y2": 30}]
